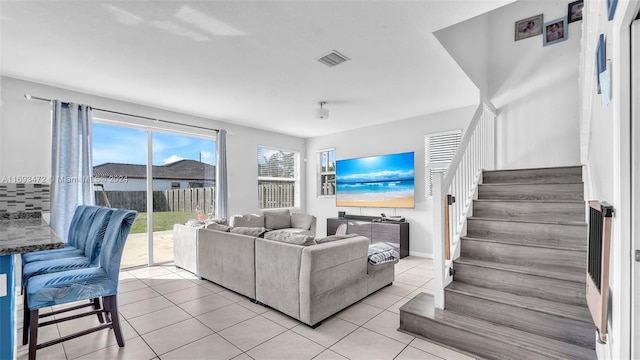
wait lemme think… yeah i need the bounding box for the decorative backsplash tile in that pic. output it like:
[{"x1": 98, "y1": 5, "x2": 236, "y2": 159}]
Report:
[{"x1": 0, "y1": 183, "x2": 50, "y2": 213}]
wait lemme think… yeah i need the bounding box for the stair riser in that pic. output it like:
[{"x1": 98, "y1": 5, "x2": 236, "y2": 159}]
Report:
[
  {"x1": 483, "y1": 167, "x2": 582, "y2": 184},
  {"x1": 400, "y1": 311, "x2": 566, "y2": 360},
  {"x1": 478, "y1": 184, "x2": 583, "y2": 201},
  {"x1": 445, "y1": 291, "x2": 595, "y2": 348},
  {"x1": 473, "y1": 201, "x2": 585, "y2": 222},
  {"x1": 461, "y1": 239, "x2": 586, "y2": 271},
  {"x1": 454, "y1": 263, "x2": 586, "y2": 307},
  {"x1": 466, "y1": 219, "x2": 587, "y2": 249}
]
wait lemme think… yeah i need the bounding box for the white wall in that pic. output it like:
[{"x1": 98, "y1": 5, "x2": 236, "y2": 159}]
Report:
[
  {"x1": 0, "y1": 76, "x2": 306, "y2": 216},
  {"x1": 579, "y1": 1, "x2": 640, "y2": 359},
  {"x1": 305, "y1": 105, "x2": 476, "y2": 257},
  {"x1": 436, "y1": 0, "x2": 582, "y2": 170},
  {"x1": 434, "y1": 12, "x2": 490, "y2": 95}
]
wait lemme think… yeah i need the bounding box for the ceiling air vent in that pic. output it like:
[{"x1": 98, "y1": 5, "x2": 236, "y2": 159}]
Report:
[{"x1": 316, "y1": 50, "x2": 350, "y2": 67}]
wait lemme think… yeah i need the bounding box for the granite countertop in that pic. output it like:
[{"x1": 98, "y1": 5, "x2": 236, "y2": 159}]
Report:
[{"x1": 0, "y1": 212, "x2": 64, "y2": 255}]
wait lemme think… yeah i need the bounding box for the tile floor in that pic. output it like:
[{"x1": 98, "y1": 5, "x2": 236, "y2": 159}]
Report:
[{"x1": 16, "y1": 256, "x2": 477, "y2": 360}]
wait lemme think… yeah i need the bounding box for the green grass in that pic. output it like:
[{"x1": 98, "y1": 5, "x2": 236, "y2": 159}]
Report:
[{"x1": 130, "y1": 211, "x2": 196, "y2": 233}]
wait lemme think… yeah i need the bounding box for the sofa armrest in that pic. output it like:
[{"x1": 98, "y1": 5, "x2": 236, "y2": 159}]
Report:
[
  {"x1": 298, "y1": 236, "x2": 370, "y2": 325},
  {"x1": 308, "y1": 216, "x2": 317, "y2": 237},
  {"x1": 173, "y1": 224, "x2": 200, "y2": 275}
]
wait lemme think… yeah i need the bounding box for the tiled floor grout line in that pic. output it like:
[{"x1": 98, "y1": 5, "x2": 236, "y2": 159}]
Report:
[{"x1": 18, "y1": 257, "x2": 457, "y2": 360}]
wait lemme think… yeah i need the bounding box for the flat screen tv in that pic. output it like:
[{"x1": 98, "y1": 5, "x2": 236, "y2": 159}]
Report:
[{"x1": 336, "y1": 152, "x2": 415, "y2": 208}]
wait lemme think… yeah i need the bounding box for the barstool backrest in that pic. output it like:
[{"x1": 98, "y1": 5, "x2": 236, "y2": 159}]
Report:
[
  {"x1": 83, "y1": 207, "x2": 116, "y2": 265},
  {"x1": 99, "y1": 209, "x2": 137, "y2": 282}
]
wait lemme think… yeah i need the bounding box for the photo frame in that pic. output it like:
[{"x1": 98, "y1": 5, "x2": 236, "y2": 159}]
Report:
[
  {"x1": 596, "y1": 34, "x2": 606, "y2": 94},
  {"x1": 515, "y1": 14, "x2": 543, "y2": 41},
  {"x1": 568, "y1": 0, "x2": 584, "y2": 23},
  {"x1": 543, "y1": 17, "x2": 568, "y2": 46},
  {"x1": 607, "y1": 0, "x2": 618, "y2": 21}
]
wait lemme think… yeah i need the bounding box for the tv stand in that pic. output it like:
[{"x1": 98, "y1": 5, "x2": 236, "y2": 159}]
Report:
[{"x1": 327, "y1": 216, "x2": 409, "y2": 258}]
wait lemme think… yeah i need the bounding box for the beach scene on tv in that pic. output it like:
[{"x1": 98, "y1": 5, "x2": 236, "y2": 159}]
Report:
[{"x1": 336, "y1": 152, "x2": 415, "y2": 208}]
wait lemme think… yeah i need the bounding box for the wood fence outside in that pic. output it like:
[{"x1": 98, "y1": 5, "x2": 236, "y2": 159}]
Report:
[
  {"x1": 95, "y1": 187, "x2": 216, "y2": 215},
  {"x1": 258, "y1": 181, "x2": 295, "y2": 209}
]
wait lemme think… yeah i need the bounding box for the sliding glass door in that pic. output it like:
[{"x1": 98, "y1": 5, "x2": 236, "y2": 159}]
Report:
[
  {"x1": 93, "y1": 122, "x2": 149, "y2": 268},
  {"x1": 151, "y1": 131, "x2": 216, "y2": 264},
  {"x1": 93, "y1": 121, "x2": 216, "y2": 268}
]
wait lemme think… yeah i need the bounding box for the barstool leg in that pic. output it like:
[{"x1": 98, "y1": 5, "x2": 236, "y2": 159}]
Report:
[
  {"x1": 92, "y1": 298, "x2": 104, "y2": 323},
  {"x1": 28, "y1": 309, "x2": 39, "y2": 360},
  {"x1": 22, "y1": 291, "x2": 29, "y2": 345},
  {"x1": 105, "y1": 296, "x2": 125, "y2": 347}
]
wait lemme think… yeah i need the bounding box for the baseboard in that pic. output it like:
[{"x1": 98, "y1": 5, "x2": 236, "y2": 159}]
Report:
[{"x1": 408, "y1": 251, "x2": 433, "y2": 258}]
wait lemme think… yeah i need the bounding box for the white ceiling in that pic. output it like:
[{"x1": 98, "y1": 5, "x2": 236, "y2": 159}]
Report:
[{"x1": 0, "y1": 1, "x2": 512, "y2": 138}]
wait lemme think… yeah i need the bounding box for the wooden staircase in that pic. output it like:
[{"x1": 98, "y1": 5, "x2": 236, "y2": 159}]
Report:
[{"x1": 400, "y1": 166, "x2": 597, "y2": 360}]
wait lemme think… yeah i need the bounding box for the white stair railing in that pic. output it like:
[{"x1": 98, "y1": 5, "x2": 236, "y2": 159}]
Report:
[{"x1": 432, "y1": 97, "x2": 496, "y2": 308}]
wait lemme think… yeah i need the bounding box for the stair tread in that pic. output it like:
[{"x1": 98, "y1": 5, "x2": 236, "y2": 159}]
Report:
[
  {"x1": 474, "y1": 199, "x2": 585, "y2": 203},
  {"x1": 461, "y1": 236, "x2": 586, "y2": 252},
  {"x1": 445, "y1": 282, "x2": 592, "y2": 323},
  {"x1": 401, "y1": 293, "x2": 596, "y2": 360},
  {"x1": 454, "y1": 258, "x2": 585, "y2": 283},
  {"x1": 468, "y1": 216, "x2": 586, "y2": 227},
  {"x1": 479, "y1": 182, "x2": 584, "y2": 186},
  {"x1": 483, "y1": 165, "x2": 582, "y2": 173}
]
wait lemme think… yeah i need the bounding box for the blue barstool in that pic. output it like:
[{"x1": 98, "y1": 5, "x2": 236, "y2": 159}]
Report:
[
  {"x1": 22, "y1": 206, "x2": 115, "y2": 345},
  {"x1": 22, "y1": 205, "x2": 98, "y2": 263},
  {"x1": 25, "y1": 209, "x2": 137, "y2": 360}
]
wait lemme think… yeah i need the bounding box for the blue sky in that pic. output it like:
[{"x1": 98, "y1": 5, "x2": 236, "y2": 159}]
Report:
[
  {"x1": 336, "y1": 152, "x2": 415, "y2": 183},
  {"x1": 93, "y1": 123, "x2": 216, "y2": 166}
]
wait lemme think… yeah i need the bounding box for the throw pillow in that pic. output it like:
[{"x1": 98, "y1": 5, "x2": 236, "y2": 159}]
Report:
[
  {"x1": 264, "y1": 209, "x2": 291, "y2": 230},
  {"x1": 291, "y1": 213, "x2": 314, "y2": 230},
  {"x1": 205, "y1": 217, "x2": 228, "y2": 226},
  {"x1": 229, "y1": 226, "x2": 269, "y2": 237},
  {"x1": 230, "y1": 214, "x2": 265, "y2": 228},
  {"x1": 264, "y1": 230, "x2": 316, "y2": 246},
  {"x1": 206, "y1": 222, "x2": 231, "y2": 232},
  {"x1": 185, "y1": 219, "x2": 205, "y2": 228},
  {"x1": 315, "y1": 233, "x2": 358, "y2": 244}
]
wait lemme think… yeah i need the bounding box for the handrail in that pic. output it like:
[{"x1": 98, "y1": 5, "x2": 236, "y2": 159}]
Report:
[{"x1": 432, "y1": 95, "x2": 496, "y2": 308}]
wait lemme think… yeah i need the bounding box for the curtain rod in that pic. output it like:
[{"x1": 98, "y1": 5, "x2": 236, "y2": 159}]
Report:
[{"x1": 24, "y1": 93, "x2": 219, "y2": 133}]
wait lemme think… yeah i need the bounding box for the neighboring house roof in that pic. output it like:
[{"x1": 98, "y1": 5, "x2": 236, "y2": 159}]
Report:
[{"x1": 93, "y1": 159, "x2": 215, "y2": 181}]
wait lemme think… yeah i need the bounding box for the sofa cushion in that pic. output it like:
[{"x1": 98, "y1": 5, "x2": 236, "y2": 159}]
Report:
[
  {"x1": 315, "y1": 233, "x2": 359, "y2": 244},
  {"x1": 291, "y1": 213, "x2": 314, "y2": 230},
  {"x1": 206, "y1": 222, "x2": 231, "y2": 232},
  {"x1": 264, "y1": 209, "x2": 291, "y2": 230},
  {"x1": 264, "y1": 230, "x2": 316, "y2": 246},
  {"x1": 230, "y1": 226, "x2": 269, "y2": 237},
  {"x1": 230, "y1": 214, "x2": 265, "y2": 228}
]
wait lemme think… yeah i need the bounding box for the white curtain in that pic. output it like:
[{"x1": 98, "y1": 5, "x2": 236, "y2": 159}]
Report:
[
  {"x1": 50, "y1": 100, "x2": 95, "y2": 241},
  {"x1": 215, "y1": 129, "x2": 228, "y2": 219}
]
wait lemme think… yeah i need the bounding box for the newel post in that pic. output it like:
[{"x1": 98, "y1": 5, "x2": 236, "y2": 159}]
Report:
[{"x1": 432, "y1": 174, "x2": 445, "y2": 309}]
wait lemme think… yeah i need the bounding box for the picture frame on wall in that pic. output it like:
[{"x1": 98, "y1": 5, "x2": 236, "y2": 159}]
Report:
[
  {"x1": 568, "y1": 0, "x2": 584, "y2": 23},
  {"x1": 607, "y1": 0, "x2": 618, "y2": 21},
  {"x1": 543, "y1": 17, "x2": 568, "y2": 46},
  {"x1": 515, "y1": 14, "x2": 543, "y2": 41}
]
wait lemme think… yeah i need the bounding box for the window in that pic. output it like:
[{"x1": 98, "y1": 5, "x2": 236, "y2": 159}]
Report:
[
  {"x1": 317, "y1": 149, "x2": 336, "y2": 196},
  {"x1": 425, "y1": 129, "x2": 462, "y2": 196},
  {"x1": 258, "y1": 146, "x2": 298, "y2": 209},
  {"x1": 171, "y1": 182, "x2": 181, "y2": 189}
]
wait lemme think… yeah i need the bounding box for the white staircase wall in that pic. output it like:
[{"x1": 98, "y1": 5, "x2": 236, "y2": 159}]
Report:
[{"x1": 435, "y1": 0, "x2": 582, "y2": 170}]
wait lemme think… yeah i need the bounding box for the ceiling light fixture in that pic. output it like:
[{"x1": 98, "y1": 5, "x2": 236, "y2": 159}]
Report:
[{"x1": 316, "y1": 102, "x2": 329, "y2": 119}]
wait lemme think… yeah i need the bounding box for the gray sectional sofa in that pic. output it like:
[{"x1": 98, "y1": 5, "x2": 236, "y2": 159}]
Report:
[{"x1": 172, "y1": 210, "x2": 396, "y2": 327}]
